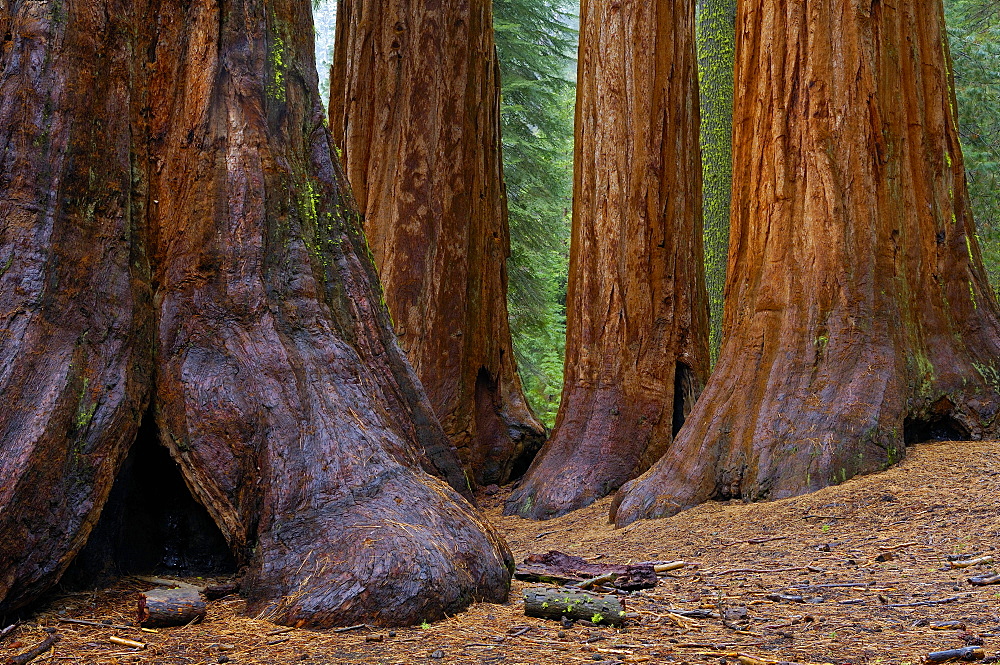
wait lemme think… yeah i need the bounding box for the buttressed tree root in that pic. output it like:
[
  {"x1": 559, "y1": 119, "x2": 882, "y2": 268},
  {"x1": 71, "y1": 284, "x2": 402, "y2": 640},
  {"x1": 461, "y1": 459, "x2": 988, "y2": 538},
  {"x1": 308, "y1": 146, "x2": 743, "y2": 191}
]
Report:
[
  {"x1": 504, "y1": 0, "x2": 710, "y2": 520},
  {"x1": 612, "y1": 0, "x2": 1000, "y2": 527},
  {"x1": 0, "y1": 0, "x2": 512, "y2": 626}
]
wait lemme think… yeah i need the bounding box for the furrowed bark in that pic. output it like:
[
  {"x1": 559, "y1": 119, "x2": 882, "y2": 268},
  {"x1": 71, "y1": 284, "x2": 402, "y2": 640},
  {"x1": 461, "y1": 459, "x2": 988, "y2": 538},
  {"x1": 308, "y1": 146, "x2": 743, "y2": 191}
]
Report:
[
  {"x1": 504, "y1": 0, "x2": 710, "y2": 520},
  {"x1": 612, "y1": 0, "x2": 1000, "y2": 527},
  {"x1": 1, "y1": 0, "x2": 510, "y2": 626},
  {"x1": 144, "y1": 0, "x2": 511, "y2": 626},
  {"x1": 329, "y1": 0, "x2": 545, "y2": 486},
  {"x1": 0, "y1": 0, "x2": 152, "y2": 616}
]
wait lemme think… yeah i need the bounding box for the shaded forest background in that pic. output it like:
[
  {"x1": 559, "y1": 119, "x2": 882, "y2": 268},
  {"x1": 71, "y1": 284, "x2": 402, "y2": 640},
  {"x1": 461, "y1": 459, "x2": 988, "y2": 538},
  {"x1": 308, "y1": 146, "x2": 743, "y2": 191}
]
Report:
[{"x1": 313, "y1": 0, "x2": 999, "y2": 426}]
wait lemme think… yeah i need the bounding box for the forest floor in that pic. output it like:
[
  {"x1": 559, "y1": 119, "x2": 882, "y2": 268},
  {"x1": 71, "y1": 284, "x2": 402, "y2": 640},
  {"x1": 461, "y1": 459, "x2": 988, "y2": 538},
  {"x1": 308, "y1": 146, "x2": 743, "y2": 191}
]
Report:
[{"x1": 3, "y1": 440, "x2": 1000, "y2": 665}]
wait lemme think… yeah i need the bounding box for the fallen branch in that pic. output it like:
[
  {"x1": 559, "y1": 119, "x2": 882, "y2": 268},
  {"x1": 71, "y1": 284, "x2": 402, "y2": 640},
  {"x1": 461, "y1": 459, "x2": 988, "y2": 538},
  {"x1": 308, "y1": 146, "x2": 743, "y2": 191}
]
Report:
[
  {"x1": 765, "y1": 593, "x2": 805, "y2": 603},
  {"x1": 574, "y1": 572, "x2": 617, "y2": 590},
  {"x1": 710, "y1": 567, "x2": 806, "y2": 576},
  {"x1": 133, "y1": 576, "x2": 239, "y2": 600},
  {"x1": 930, "y1": 621, "x2": 967, "y2": 630},
  {"x1": 968, "y1": 574, "x2": 1000, "y2": 586},
  {"x1": 724, "y1": 536, "x2": 788, "y2": 546},
  {"x1": 664, "y1": 612, "x2": 700, "y2": 630},
  {"x1": 785, "y1": 582, "x2": 870, "y2": 591},
  {"x1": 266, "y1": 627, "x2": 295, "y2": 636},
  {"x1": 57, "y1": 618, "x2": 136, "y2": 631},
  {"x1": 0, "y1": 624, "x2": 17, "y2": 644},
  {"x1": 333, "y1": 624, "x2": 368, "y2": 633},
  {"x1": 949, "y1": 556, "x2": 994, "y2": 569},
  {"x1": 108, "y1": 636, "x2": 145, "y2": 649},
  {"x1": 878, "y1": 541, "x2": 918, "y2": 551},
  {"x1": 671, "y1": 609, "x2": 719, "y2": 619},
  {"x1": 133, "y1": 575, "x2": 201, "y2": 590},
  {"x1": 887, "y1": 595, "x2": 962, "y2": 609},
  {"x1": 5, "y1": 634, "x2": 59, "y2": 665}
]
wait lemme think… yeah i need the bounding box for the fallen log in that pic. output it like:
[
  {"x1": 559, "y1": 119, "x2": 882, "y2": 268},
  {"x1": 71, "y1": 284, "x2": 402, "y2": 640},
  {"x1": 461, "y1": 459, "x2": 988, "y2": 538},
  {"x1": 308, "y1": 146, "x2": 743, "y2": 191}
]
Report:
[
  {"x1": 137, "y1": 588, "x2": 206, "y2": 627},
  {"x1": 4, "y1": 634, "x2": 59, "y2": 665},
  {"x1": 515, "y1": 551, "x2": 657, "y2": 590},
  {"x1": 923, "y1": 646, "x2": 984, "y2": 663},
  {"x1": 523, "y1": 587, "x2": 626, "y2": 627}
]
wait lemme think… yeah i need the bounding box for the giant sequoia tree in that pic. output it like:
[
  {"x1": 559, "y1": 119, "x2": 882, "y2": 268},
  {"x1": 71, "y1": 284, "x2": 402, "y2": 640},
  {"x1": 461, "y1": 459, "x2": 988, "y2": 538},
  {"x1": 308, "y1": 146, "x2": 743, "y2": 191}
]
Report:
[
  {"x1": 329, "y1": 0, "x2": 545, "y2": 487},
  {"x1": 612, "y1": 0, "x2": 1000, "y2": 526},
  {"x1": 504, "y1": 0, "x2": 710, "y2": 520},
  {"x1": 0, "y1": 0, "x2": 512, "y2": 626}
]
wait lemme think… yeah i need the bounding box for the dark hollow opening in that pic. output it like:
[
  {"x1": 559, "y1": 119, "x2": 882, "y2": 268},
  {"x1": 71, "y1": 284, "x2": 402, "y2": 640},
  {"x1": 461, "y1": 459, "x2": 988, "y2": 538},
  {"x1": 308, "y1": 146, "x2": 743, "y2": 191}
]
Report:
[
  {"x1": 62, "y1": 407, "x2": 235, "y2": 588},
  {"x1": 672, "y1": 362, "x2": 696, "y2": 438},
  {"x1": 903, "y1": 413, "x2": 970, "y2": 445}
]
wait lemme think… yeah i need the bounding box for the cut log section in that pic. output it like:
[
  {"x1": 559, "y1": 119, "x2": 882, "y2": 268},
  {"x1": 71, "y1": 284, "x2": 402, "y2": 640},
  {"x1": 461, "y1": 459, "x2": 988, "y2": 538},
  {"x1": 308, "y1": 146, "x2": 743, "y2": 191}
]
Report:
[
  {"x1": 523, "y1": 587, "x2": 626, "y2": 627},
  {"x1": 137, "y1": 588, "x2": 206, "y2": 628},
  {"x1": 923, "y1": 646, "x2": 985, "y2": 663}
]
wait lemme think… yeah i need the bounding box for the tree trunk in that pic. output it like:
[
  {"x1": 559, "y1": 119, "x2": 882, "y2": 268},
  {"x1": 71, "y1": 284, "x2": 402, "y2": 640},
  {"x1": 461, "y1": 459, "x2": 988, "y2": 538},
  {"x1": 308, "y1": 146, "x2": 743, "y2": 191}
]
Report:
[
  {"x1": 0, "y1": 0, "x2": 153, "y2": 616},
  {"x1": 503, "y1": 0, "x2": 710, "y2": 520},
  {"x1": 329, "y1": 0, "x2": 545, "y2": 487},
  {"x1": 1, "y1": 0, "x2": 513, "y2": 627},
  {"x1": 697, "y1": 0, "x2": 736, "y2": 365},
  {"x1": 612, "y1": 0, "x2": 1000, "y2": 527}
]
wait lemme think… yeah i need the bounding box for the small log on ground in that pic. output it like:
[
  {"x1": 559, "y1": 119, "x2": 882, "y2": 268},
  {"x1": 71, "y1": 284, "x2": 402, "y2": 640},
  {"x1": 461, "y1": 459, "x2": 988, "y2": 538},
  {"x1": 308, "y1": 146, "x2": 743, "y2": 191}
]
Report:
[
  {"x1": 923, "y1": 646, "x2": 984, "y2": 663},
  {"x1": 137, "y1": 588, "x2": 206, "y2": 627},
  {"x1": 515, "y1": 551, "x2": 657, "y2": 590},
  {"x1": 523, "y1": 587, "x2": 626, "y2": 627}
]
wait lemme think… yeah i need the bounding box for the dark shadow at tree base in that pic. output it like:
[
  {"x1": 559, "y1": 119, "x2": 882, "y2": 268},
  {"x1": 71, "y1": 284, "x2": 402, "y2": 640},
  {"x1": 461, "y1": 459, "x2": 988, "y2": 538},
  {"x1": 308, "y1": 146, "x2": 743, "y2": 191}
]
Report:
[
  {"x1": 62, "y1": 408, "x2": 236, "y2": 590},
  {"x1": 904, "y1": 413, "x2": 971, "y2": 444}
]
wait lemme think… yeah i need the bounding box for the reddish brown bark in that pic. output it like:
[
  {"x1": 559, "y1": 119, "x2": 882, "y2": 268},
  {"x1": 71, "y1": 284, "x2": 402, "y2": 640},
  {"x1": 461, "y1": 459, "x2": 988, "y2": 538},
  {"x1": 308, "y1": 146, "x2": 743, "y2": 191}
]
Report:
[
  {"x1": 612, "y1": 0, "x2": 1000, "y2": 527},
  {"x1": 0, "y1": 0, "x2": 513, "y2": 626},
  {"x1": 504, "y1": 0, "x2": 710, "y2": 520},
  {"x1": 0, "y1": 0, "x2": 153, "y2": 615},
  {"x1": 329, "y1": 0, "x2": 545, "y2": 487}
]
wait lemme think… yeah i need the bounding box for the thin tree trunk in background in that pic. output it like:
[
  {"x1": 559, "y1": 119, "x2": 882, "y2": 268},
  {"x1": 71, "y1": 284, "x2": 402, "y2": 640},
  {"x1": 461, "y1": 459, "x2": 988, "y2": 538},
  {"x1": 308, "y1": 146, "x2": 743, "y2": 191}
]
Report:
[
  {"x1": 697, "y1": 0, "x2": 736, "y2": 365},
  {"x1": 329, "y1": 0, "x2": 545, "y2": 487},
  {"x1": 613, "y1": 0, "x2": 1000, "y2": 527},
  {"x1": 1, "y1": 0, "x2": 513, "y2": 626},
  {"x1": 0, "y1": 0, "x2": 153, "y2": 615},
  {"x1": 504, "y1": 0, "x2": 710, "y2": 520}
]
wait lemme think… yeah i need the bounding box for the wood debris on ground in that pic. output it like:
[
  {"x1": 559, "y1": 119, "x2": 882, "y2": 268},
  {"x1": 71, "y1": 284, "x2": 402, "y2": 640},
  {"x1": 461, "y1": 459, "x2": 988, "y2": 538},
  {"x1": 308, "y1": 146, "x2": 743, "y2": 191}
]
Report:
[{"x1": 1, "y1": 440, "x2": 999, "y2": 664}]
